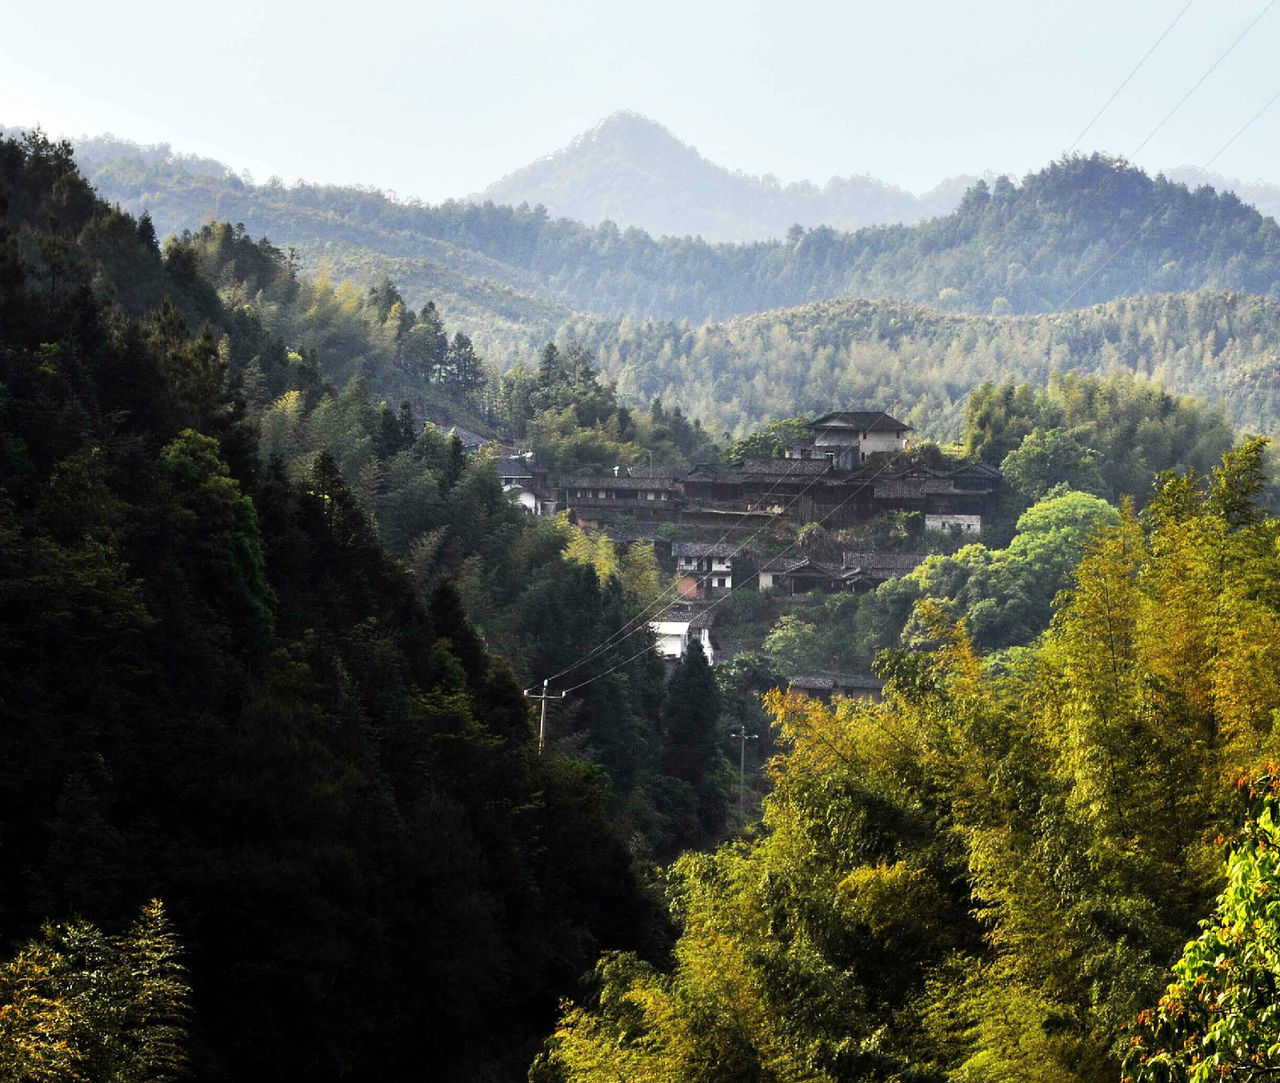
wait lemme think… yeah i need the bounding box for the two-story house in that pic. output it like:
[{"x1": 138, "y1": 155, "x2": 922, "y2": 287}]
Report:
[
  {"x1": 672, "y1": 541, "x2": 738, "y2": 598},
  {"x1": 806, "y1": 411, "x2": 912, "y2": 469}
]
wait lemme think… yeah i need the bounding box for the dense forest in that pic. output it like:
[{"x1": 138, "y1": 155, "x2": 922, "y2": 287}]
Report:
[
  {"x1": 0, "y1": 131, "x2": 734, "y2": 1081},
  {"x1": 566, "y1": 290, "x2": 1280, "y2": 438},
  {"x1": 64, "y1": 141, "x2": 1280, "y2": 327}
]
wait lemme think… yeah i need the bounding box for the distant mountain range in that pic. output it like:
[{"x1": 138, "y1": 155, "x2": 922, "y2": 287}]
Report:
[
  {"x1": 8, "y1": 120, "x2": 1280, "y2": 439},
  {"x1": 473, "y1": 111, "x2": 983, "y2": 241}
]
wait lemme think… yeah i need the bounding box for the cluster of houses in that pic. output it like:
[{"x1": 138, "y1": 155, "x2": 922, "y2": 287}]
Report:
[
  {"x1": 496, "y1": 410, "x2": 1003, "y2": 537},
  {"x1": 482, "y1": 408, "x2": 1007, "y2": 702}
]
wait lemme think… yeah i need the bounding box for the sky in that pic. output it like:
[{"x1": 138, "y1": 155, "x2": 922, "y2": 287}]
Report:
[{"x1": 3, "y1": 0, "x2": 1278, "y2": 200}]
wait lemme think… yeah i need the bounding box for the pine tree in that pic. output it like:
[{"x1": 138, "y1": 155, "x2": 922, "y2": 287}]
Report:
[{"x1": 661, "y1": 640, "x2": 728, "y2": 849}]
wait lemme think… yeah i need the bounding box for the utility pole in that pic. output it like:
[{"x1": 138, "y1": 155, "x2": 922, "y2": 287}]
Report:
[
  {"x1": 729, "y1": 725, "x2": 759, "y2": 828},
  {"x1": 525, "y1": 679, "x2": 565, "y2": 754}
]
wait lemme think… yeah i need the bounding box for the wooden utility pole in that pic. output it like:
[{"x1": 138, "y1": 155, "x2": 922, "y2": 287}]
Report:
[
  {"x1": 730, "y1": 725, "x2": 759, "y2": 828},
  {"x1": 525, "y1": 679, "x2": 565, "y2": 754}
]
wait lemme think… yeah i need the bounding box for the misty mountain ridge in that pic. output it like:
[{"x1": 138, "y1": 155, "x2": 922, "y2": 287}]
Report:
[{"x1": 473, "y1": 110, "x2": 985, "y2": 241}]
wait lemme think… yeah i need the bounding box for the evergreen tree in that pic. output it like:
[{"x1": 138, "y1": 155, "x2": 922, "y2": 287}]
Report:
[{"x1": 660, "y1": 640, "x2": 729, "y2": 852}]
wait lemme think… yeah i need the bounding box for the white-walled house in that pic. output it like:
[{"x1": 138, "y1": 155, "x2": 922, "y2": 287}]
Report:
[
  {"x1": 496, "y1": 455, "x2": 557, "y2": 516},
  {"x1": 672, "y1": 541, "x2": 737, "y2": 598},
  {"x1": 806, "y1": 411, "x2": 911, "y2": 469},
  {"x1": 651, "y1": 621, "x2": 715, "y2": 664}
]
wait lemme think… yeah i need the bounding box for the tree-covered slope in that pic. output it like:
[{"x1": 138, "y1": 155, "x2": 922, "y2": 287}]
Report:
[
  {"x1": 560, "y1": 290, "x2": 1280, "y2": 438},
  {"x1": 0, "y1": 130, "x2": 687, "y2": 1083},
  {"x1": 65, "y1": 139, "x2": 1280, "y2": 325}
]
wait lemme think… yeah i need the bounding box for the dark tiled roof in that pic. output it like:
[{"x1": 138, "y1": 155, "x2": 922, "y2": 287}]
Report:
[
  {"x1": 810, "y1": 410, "x2": 911, "y2": 433},
  {"x1": 663, "y1": 603, "x2": 717, "y2": 630},
  {"x1": 446, "y1": 426, "x2": 487, "y2": 449},
  {"x1": 873, "y1": 479, "x2": 983, "y2": 499},
  {"x1": 757, "y1": 556, "x2": 808, "y2": 573},
  {"x1": 790, "y1": 674, "x2": 885, "y2": 693},
  {"x1": 841, "y1": 552, "x2": 927, "y2": 578},
  {"x1": 497, "y1": 456, "x2": 533, "y2": 477},
  {"x1": 627, "y1": 465, "x2": 680, "y2": 479},
  {"x1": 672, "y1": 541, "x2": 740, "y2": 558},
  {"x1": 739, "y1": 458, "x2": 831, "y2": 477},
  {"x1": 758, "y1": 556, "x2": 843, "y2": 577},
  {"x1": 561, "y1": 476, "x2": 677, "y2": 492}
]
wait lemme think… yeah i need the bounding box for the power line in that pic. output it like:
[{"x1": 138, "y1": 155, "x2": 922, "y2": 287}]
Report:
[
  {"x1": 1055, "y1": 2, "x2": 1278, "y2": 314},
  {"x1": 1067, "y1": 0, "x2": 1197, "y2": 155},
  {"x1": 534, "y1": 454, "x2": 816, "y2": 687},
  {"x1": 559, "y1": 449, "x2": 914, "y2": 696},
  {"x1": 539, "y1": 0, "x2": 1280, "y2": 701},
  {"x1": 1203, "y1": 87, "x2": 1280, "y2": 169},
  {"x1": 535, "y1": 450, "x2": 843, "y2": 688},
  {"x1": 1131, "y1": 0, "x2": 1278, "y2": 159}
]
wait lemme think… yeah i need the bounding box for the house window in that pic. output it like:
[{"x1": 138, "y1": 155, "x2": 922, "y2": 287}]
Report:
[{"x1": 647, "y1": 491, "x2": 655, "y2": 500}]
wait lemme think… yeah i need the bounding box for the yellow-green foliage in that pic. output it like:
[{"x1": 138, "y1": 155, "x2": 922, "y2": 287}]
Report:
[
  {"x1": 558, "y1": 515, "x2": 664, "y2": 606},
  {"x1": 540, "y1": 440, "x2": 1280, "y2": 1083},
  {"x1": 0, "y1": 901, "x2": 188, "y2": 1083}
]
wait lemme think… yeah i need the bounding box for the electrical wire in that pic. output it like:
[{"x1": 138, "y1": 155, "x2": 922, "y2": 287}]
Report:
[
  {"x1": 558, "y1": 449, "x2": 915, "y2": 695},
  {"x1": 1131, "y1": 0, "x2": 1277, "y2": 158},
  {"x1": 1067, "y1": 0, "x2": 1197, "y2": 155},
  {"x1": 1203, "y1": 87, "x2": 1280, "y2": 169},
  {"x1": 537, "y1": 0, "x2": 1280, "y2": 699},
  {"x1": 533, "y1": 450, "x2": 837, "y2": 688}
]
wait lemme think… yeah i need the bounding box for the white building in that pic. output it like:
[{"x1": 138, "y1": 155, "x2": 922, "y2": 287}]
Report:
[
  {"x1": 807, "y1": 411, "x2": 911, "y2": 469},
  {"x1": 650, "y1": 620, "x2": 715, "y2": 664}
]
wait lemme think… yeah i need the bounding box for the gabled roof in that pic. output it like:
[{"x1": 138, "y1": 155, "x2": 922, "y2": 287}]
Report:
[
  {"x1": 672, "y1": 541, "x2": 740, "y2": 559},
  {"x1": 738, "y1": 458, "x2": 831, "y2": 477},
  {"x1": 757, "y1": 555, "x2": 809, "y2": 574},
  {"x1": 874, "y1": 479, "x2": 989, "y2": 500},
  {"x1": 810, "y1": 410, "x2": 911, "y2": 433},
  {"x1": 497, "y1": 456, "x2": 534, "y2": 478},
  {"x1": 561, "y1": 475, "x2": 677, "y2": 492},
  {"x1": 790, "y1": 674, "x2": 885, "y2": 693},
  {"x1": 627, "y1": 465, "x2": 680, "y2": 480},
  {"x1": 949, "y1": 462, "x2": 1004, "y2": 480},
  {"x1": 757, "y1": 556, "x2": 843, "y2": 578},
  {"x1": 841, "y1": 551, "x2": 927, "y2": 578},
  {"x1": 448, "y1": 425, "x2": 487, "y2": 449}
]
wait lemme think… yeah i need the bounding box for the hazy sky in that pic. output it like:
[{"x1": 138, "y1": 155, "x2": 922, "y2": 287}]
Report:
[{"x1": 4, "y1": 0, "x2": 1278, "y2": 199}]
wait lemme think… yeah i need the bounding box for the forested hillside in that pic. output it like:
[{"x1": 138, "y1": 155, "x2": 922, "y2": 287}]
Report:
[
  {"x1": 540, "y1": 442, "x2": 1280, "y2": 1082},
  {"x1": 564, "y1": 290, "x2": 1280, "y2": 438},
  {"x1": 0, "y1": 130, "x2": 741, "y2": 1081},
  {"x1": 474, "y1": 111, "x2": 974, "y2": 242},
  {"x1": 61, "y1": 138, "x2": 1280, "y2": 326}
]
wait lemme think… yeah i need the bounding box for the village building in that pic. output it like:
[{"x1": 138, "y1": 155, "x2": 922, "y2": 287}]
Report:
[
  {"x1": 839, "y1": 551, "x2": 928, "y2": 590},
  {"x1": 803, "y1": 411, "x2": 912, "y2": 469},
  {"x1": 496, "y1": 455, "x2": 557, "y2": 516},
  {"x1": 560, "y1": 471, "x2": 682, "y2": 526},
  {"x1": 757, "y1": 550, "x2": 926, "y2": 594},
  {"x1": 788, "y1": 674, "x2": 885, "y2": 702},
  {"x1": 650, "y1": 605, "x2": 716, "y2": 666},
  {"x1": 672, "y1": 541, "x2": 737, "y2": 598},
  {"x1": 447, "y1": 425, "x2": 488, "y2": 454},
  {"x1": 871, "y1": 464, "x2": 1000, "y2": 534}
]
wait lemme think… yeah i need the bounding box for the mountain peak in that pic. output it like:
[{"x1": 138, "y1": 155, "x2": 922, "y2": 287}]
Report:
[
  {"x1": 474, "y1": 115, "x2": 963, "y2": 241},
  {"x1": 570, "y1": 111, "x2": 695, "y2": 160}
]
